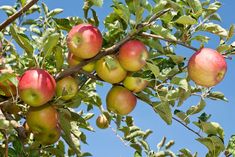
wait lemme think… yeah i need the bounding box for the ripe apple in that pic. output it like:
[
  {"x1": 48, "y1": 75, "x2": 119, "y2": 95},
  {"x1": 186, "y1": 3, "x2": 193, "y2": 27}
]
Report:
[
  {"x1": 67, "y1": 52, "x2": 95, "y2": 72},
  {"x1": 118, "y1": 40, "x2": 148, "y2": 72},
  {"x1": 106, "y1": 86, "x2": 137, "y2": 115},
  {"x1": 18, "y1": 69, "x2": 56, "y2": 107},
  {"x1": 56, "y1": 76, "x2": 78, "y2": 101},
  {"x1": 95, "y1": 55, "x2": 127, "y2": 84},
  {"x1": 96, "y1": 114, "x2": 109, "y2": 129},
  {"x1": 123, "y1": 75, "x2": 149, "y2": 93},
  {"x1": 67, "y1": 23, "x2": 103, "y2": 59},
  {"x1": 26, "y1": 104, "x2": 59, "y2": 134},
  {"x1": 188, "y1": 48, "x2": 227, "y2": 87},
  {"x1": 34, "y1": 126, "x2": 61, "y2": 145}
]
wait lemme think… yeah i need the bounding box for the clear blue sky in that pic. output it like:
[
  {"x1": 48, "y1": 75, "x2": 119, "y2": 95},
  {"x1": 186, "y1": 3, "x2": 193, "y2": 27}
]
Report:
[{"x1": 0, "y1": 0, "x2": 235, "y2": 157}]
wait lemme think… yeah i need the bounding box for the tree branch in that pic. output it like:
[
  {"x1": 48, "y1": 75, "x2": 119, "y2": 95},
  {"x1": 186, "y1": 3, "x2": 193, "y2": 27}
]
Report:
[
  {"x1": 56, "y1": 9, "x2": 171, "y2": 80},
  {"x1": 141, "y1": 32, "x2": 198, "y2": 51},
  {"x1": 0, "y1": 0, "x2": 39, "y2": 31},
  {"x1": 172, "y1": 117, "x2": 202, "y2": 138}
]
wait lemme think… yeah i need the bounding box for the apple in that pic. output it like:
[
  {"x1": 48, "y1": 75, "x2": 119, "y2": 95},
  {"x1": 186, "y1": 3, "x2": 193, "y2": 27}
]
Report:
[
  {"x1": 18, "y1": 68, "x2": 56, "y2": 107},
  {"x1": 56, "y1": 76, "x2": 78, "y2": 101},
  {"x1": 96, "y1": 114, "x2": 109, "y2": 129},
  {"x1": 123, "y1": 75, "x2": 149, "y2": 93},
  {"x1": 26, "y1": 104, "x2": 59, "y2": 134},
  {"x1": 118, "y1": 40, "x2": 148, "y2": 72},
  {"x1": 67, "y1": 23, "x2": 103, "y2": 59},
  {"x1": 67, "y1": 52, "x2": 95, "y2": 72},
  {"x1": 106, "y1": 86, "x2": 137, "y2": 115},
  {"x1": 95, "y1": 55, "x2": 127, "y2": 84},
  {"x1": 34, "y1": 126, "x2": 61, "y2": 145},
  {"x1": 188, "y1": 48, "x2": 227, "y2": 87}
]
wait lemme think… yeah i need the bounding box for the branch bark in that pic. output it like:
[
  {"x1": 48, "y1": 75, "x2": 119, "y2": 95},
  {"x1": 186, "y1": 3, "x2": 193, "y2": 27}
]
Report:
[
  {"x1": 141, "y1": 32, "x2": 198, "y2": 51},
  {"x1": 55, "y1": 9, "x2": 171, "y2": 80},
  {"x1": 0, "y1": 0, "x2": 39, "y2": 31}
]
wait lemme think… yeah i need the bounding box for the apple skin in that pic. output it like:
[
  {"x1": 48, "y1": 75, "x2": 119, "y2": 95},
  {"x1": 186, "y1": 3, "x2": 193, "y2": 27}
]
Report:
[
  {"x1": 95, "y1": 55, "x2": 127, "y2": 84},
  {"x1": 18, "y1": 69, "x2": 56, "y2": 107},
  {"x1": 188, "y1": 48, "x2": 227, "y2": 87},
  {"x1": 123, "y1": 76, "x2": 149, "y2": 93},
  {"x1": 96, "y1": 114, "x2": 109, "y2": 129},
  {"x1": 106, "y1": 86, "x2": 137, "y2": 115},
  {"x1": 34, "y1": 126, "x2": 61, "y2": 145},
  {"x1": 67, "y1": 52, "x2": 95, "y2": 72},
  {"x1": 118, "y1": 40, "x2": 148, "y2": 72},
  {"x1": 26, "y1": 104, "x2": 59, "y2": 133},
  {"x1": 67, "y1": 23, "x2": 103, "y2": 59},
  {"x1": 56, "y1": 76, "x2": 78, "y2": 101}
]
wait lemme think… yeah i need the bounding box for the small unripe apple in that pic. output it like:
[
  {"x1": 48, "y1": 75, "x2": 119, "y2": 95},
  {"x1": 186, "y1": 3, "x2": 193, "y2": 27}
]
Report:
[
  {"x1": 106, "y1": 86, "x2": 137, "y2": 115},
  {"x1": 96, "y1": 114, "x2": 109, "y2": 129},
  {"x1": 118, "y1": 40, "x2": 148, "y2": 72},
  {"x1": 123, "y1": 76, "x2": 149, "y2": 93},
  {"x1": 95, "y1": 55, "x2": 127, "y2": 84},
  {"x1": 67, "y1": 52, "x2": 95, "y2": 72},
  {"x1": 18, "y1": 69, "x2": 56, "y2": 107},
  {"x1": 67, "y1": 23, "x2": 103, "y2": 59},
  {"x1": 188, "y1": 48, "x2": 227, "y2": 87},
  {"x1": 26, "y1": 104, "x2": 59, "y2": 134},
  {"x1": 56, "y1": 76, "x2": 78, "y2": 101}
]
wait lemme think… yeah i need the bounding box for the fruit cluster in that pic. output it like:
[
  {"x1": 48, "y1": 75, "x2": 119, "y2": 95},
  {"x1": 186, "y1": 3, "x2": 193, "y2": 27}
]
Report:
[{"x1": 0, "y1": 22, "x2": 228, "y2": 144}]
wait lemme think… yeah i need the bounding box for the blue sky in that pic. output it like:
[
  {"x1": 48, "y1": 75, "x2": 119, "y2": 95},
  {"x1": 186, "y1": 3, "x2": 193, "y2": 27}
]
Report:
[{"x1": 0, "y1": 0, "x2": 235, "y2": 157}]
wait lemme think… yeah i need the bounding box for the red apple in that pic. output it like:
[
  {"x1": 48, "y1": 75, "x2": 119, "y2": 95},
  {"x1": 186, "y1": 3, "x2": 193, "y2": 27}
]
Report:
[
  {"x1": 67, "y1": 52, "x2": 95, "y2": 72},
  {"x1": 18, "y1": 69, "x2": 56, "y2": 107},
  {"x1": 188, "y1": 48, "x2": 227, "y2": 87},
  {"x1": 96, "y1": 114, "x2": 109, "y2": 129},
  {"x1": 118, "y1": 40, "x2": 148, "y2": 72},
  {"x1": 106, "y1": 86, "x2": 137, "y2": 115},
  {"x1": 123, "y1": 75, "x2": 149, "y2": 93},
  {"x1": 56, "y1": 76, "x2": 78, "y2": 101},
  {"x1": 95, "y1": 55, "x2": 127, "y2": 84},
  {"x1": 67, "y1": 23, "x2": 103, "y2": 59}
]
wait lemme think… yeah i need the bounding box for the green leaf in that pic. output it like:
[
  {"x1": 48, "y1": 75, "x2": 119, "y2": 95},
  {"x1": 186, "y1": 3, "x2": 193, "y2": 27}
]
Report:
[
  {"x1": 53, "y1": 18, "x2": 72, "y2": 31},
  {"x1": 187, "y1": 0, "x2": 202, "y2": 18},
  {"x1": 196, "y1": 136, "x2": 225, "y2": 157},
  {"x1": 146, "y1": 62, "x2": 160, "y2": 78},
  {"x1": 225, "y1": 135, "x2": 235, "y2": 156},
  {"x1": 91, "y1": 0, "x2": 103, "y2": 7},
  {"x1": 47, "y1": 8, "x2": 63, "y2": 17},
  {"x1": 43, "y1": 33, "x2": 60, "y2": 58},
  {"x1": 0, "y1": 119, "x2": 10, "y2": 129},
  {"x1": 54, "y1": 46, "x2": 64, "y2": 71},
  {"x1": 207, "y1": 91, "x2": 228, "y2": 102},
  {"x1": 150, "y1": 25, "x2": 177, "y2": 40},
  {"x1": 104, "y1": 56, "x2": 119, "y2": 70},
  {"x1": 0, "y1": 5, "x2": 16, "y2": 16},
  {"x1": 41, "y1": 2, "x2": 49, "y2": 14},
  {"x1": 216, "y1": 44, "x2": 231, "y2": 53},
  {"x1": 10, "y1": 25, "x2": 34, "y2": 56},
  {"x1": 175, "y1": 15, "x2": 197, "y2": 25},
  {"x1": 190, "y1": 35, "x2": 210, "y2": 43},
  {"x1": 113, "y1": 1, "x2": 130, "y2": 24},
  {"x1": 134, "y1": 151, "x2": 142, "y2": 157},
  {"x1": 194, "y1": 121, "x2": 224, "y2": 139},
  {"x1": 171, "y1": 77, "x2": 189, "y2": 91},
  {"x1": 186, "y1": 98, "x2": 206, "y2": 115},
  {"x1": 125, "y1": 130, "x2": 146, "y2": 140},
  {"x1": 179, "y1": 148, "x2": 194, "y2": 157},
  {"x1": 227, "y1": 24, "x2": 235, "y2": 41},
  {"x1": 208, "y1": 13, "x2": 221, "y2": 22},
  {"x1": 91, "y1": 9, "x2": 99, "y2": 26},
  {"x1": 197, "y1": 23, "x2": 228, "y2": 37},
  {"x1": 174, "y1": 110, "x2": 190, "y2": 124},
  {"x1": 167, "y1": 55, "x2": 185, "y2": 64},
  {"x1": 153, "y1": 102, "x2": 172, "y2": 125}
]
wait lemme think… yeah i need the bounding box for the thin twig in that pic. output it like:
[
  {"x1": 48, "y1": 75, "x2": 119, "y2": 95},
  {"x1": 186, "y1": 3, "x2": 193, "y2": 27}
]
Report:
[
  {"x1": 0, "y1": 0, "x2": 39, "y2": 31},
  {"x1": 56, "y1": 9, "x2": 171, "y2": 80},
  {"x1": 141, "y1": 32, "x2": 198, "y2": 51},
  {"x1": 110, "y1": 126, "x2": 130, "y2": 147},
  {"x1": 172, "y1": 117, "x2": 202, "y2": 137}
]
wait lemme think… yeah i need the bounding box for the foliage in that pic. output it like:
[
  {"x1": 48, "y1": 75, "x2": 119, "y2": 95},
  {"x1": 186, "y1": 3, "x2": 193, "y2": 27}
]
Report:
[{"x1": 0, "y1": 0, "x2": 234, "y2": 156}]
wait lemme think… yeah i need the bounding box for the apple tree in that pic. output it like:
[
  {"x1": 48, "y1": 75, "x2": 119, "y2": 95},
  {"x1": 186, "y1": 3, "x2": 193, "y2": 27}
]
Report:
[{"x1": 0, "y1": 0, "x2": 234, "y2": 156}]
